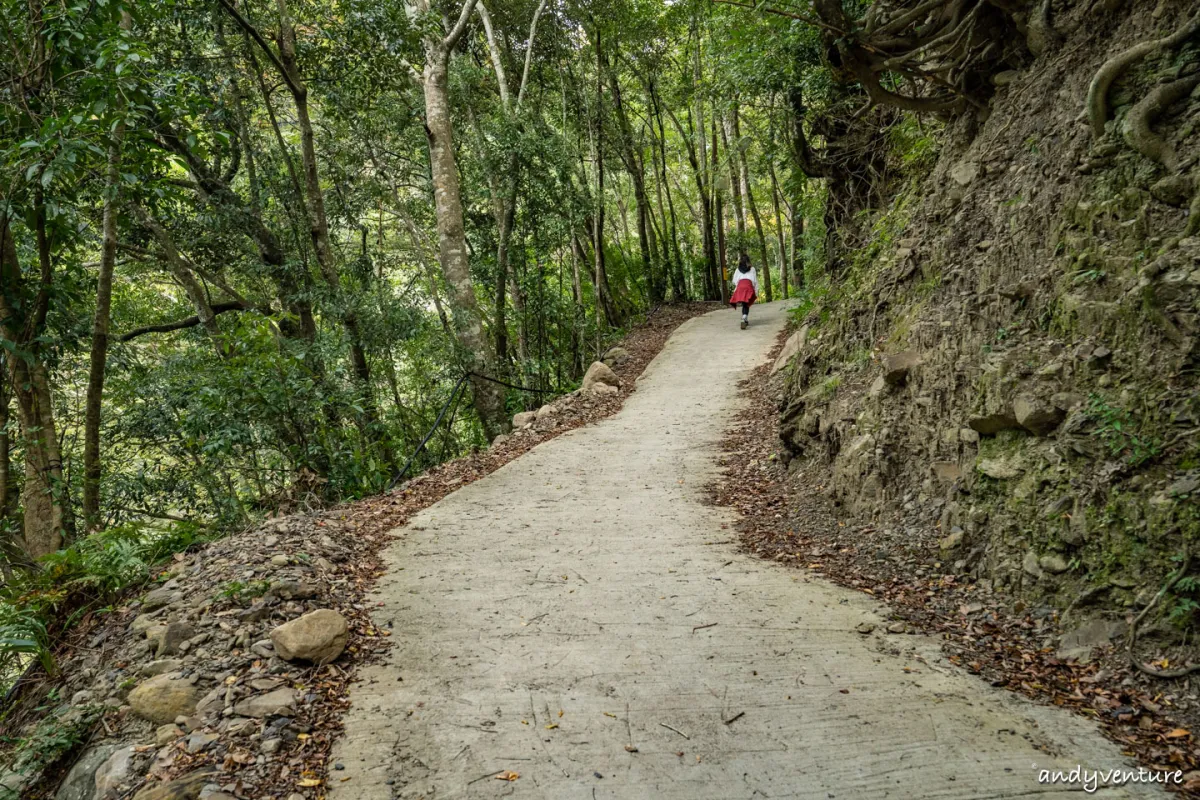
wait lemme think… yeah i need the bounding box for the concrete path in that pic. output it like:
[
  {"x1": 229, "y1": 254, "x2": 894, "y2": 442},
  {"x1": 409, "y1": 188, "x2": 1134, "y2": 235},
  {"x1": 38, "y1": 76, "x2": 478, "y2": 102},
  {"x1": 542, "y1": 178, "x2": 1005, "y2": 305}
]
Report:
[{"x1": 331, "y1": 302, "x2": 1147, "y2": 799}]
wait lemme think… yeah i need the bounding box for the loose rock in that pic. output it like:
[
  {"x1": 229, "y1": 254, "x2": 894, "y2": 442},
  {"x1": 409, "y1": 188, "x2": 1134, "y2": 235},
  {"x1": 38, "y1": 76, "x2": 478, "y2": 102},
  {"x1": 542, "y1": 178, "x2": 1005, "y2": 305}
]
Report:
[
  {"x1": 270, "y1": 609, "x2": 348, "y2": 664},
  {"x1": 127, "y1": 674, "x2": 201, "y2": 725}
]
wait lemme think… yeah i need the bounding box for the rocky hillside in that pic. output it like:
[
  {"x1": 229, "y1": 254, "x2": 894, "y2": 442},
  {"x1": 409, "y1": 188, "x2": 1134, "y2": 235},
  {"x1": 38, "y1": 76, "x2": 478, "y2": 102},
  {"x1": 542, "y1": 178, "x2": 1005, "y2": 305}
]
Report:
[{"x1": 775, "y1": 2, "x2": 1200, "y2": 640}]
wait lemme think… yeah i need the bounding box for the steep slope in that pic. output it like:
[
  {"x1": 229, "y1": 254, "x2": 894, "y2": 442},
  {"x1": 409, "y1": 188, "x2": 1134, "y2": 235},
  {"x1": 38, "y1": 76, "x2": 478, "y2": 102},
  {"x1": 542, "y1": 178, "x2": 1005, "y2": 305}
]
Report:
[{"x1": 777, "y1": 2, "x2": 1200, "y2": 642}]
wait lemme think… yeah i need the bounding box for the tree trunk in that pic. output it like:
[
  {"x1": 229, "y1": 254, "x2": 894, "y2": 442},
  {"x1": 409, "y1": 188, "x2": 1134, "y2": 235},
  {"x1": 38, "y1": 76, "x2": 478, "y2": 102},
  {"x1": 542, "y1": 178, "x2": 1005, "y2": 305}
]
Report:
[
  {"x1": 732, "y1": 106, "x2": 772, "y2": 301},
  {"x1": 82, "y1": 12, "x2": 130, "y2": 529},
  {"x1": 590, "y1": 26, "x2": 618, "y2": 328},
  {"x1": 712, "y1": 116, "x2": 727, "y2": 302},
  {"x1": 768, "y1": 156, "x2": 789, "y2": 298},
  {"x1": 692, "y1": 37, "x2": 718, "y2": 300},
  {"x1": 421, "y1": 46, "x2": 508, "y2": 438},
  {"x1": 0, "y1": 207, "x2": 65, "y2": 559},
  {"x1": 604, "y1": 53, "x2": 660, "y2": 303},
  {"x1": 276, "y1": 0, "x2": 382, "y2": 450},
  {"x1": 645, "y1": 78, "x2": 686, "y2": 301},
  {"x1": 722, "y1": 114, "x2": 746, "y2": 248}
]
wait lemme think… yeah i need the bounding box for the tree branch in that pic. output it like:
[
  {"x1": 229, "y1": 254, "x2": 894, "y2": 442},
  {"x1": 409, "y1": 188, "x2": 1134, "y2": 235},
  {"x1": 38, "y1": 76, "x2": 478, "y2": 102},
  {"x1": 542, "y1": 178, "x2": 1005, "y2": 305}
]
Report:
[
  {"x1": 118, "y1": 301, "x2": 256, "y2": 342},
  {"x1": 516, "y1": 0, "x2": 550, "y2": 111},
  {"x1": 214, "y1": 0, "x2": 303, "y2": 99},
  {"x1": 444, "y1": 0, "x2": 482, "y2": 50}
]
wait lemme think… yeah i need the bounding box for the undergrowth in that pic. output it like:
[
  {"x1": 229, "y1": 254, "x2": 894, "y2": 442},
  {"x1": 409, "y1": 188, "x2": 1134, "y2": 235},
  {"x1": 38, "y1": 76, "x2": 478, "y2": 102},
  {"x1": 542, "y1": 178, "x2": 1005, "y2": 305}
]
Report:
[{"x1": 0, "y1": 521, "x2": 208, "y2": 698}]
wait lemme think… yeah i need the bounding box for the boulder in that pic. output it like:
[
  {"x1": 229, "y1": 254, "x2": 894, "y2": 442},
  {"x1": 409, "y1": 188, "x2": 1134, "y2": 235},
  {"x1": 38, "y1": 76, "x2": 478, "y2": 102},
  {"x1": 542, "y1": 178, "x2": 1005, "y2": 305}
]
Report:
[
  {"x1": 231, "y1": 687, "x2": 296, "y2": 718},
  {"x1": 270, "y1": 609, "x2": 348, "y2": 664},
  {"x1": 94, "y1": 745, "x2": 138, "y2": 798},
  {"x1": 512, "y1": 411, "x2": 536, "y2": 428},
  {"x1": 155, "y1": 621, "x2": 195, "y2": 657},
  {"x1": 1058, "y1": 619, "x2": 1125, "y2": 662},
  {"x1": 141, "y1": 588, "x2": 179, "y2": 612},
  {"x1": 131, "y1": 770, "x2": 215, "y2": 800},
  {"x1": 54, "y1": 744, "x2": 119, "y2": 800},
  {"x1": 127, "y1": 674, "x2": 201, "y2": 725},
  {"x1": 1022, "y1": 550, "x2": 1043, "y2": 578},
  {"x1": 882, "y1": 351, "x2": 920, "y2": 386},
  {"x1": 491, "y1": 434, "x2": 509, "y2": 448},
  {"x1": 939, "y1": 529, "x2": 964, "y2": 551},
  {"x1": 581, "y1": 361, "x2": 621, "y2": 395},
  {"x1": 770, "y1": 326, "x2": 808, "y2": 375},
  {"x1": 130, "y1": 613, "x2": 163, "y2": 635},
  {"x1": 601, "y1": 346, "x2": 630, "y2": 368},
  {"x1": 968, "y1": 410, "x2": 1020, "y2": 435},
  {"x1": 1013, "y1": 395, "x2": 1065, "y2": 435},
  {"x1": 534, "y1": 404, "x2": 556, "y2": 421}
]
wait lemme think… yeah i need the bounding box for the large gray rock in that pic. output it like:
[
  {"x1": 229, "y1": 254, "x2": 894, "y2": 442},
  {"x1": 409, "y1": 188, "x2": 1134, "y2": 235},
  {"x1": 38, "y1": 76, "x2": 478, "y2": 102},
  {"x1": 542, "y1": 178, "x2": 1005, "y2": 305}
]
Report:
[
  {"x1": 512, "y1": 411, "x2": 536, "y2": 428},
  {"x1": 882, "y1": 350, "x2": 920, "y2": 386},
  {"x1": 155, "y1": 621, "x2": 195, "y2": 657},
  {"x1": 141, "y1": 587, "x2": 179, "y2": 612},
  {"x1": 968, "y1": 410, "x2": 1020, "y2": 435},
  {"x1": 581, "y1": 361, "x2": 621, "y2": 395},
  {"x1": 127, "y1": 674, "x2": 200, "y2": 725},
  {"x1": 601, "y1": 346, "x2": 630, "y2": 368},
  {"x1": 770, "y1": 326, "x2": 808, "y2": 375},
  {"x1": 54, "y1": 744, "x2": 119, "y2": 800},
  {"x1": 1058, "y1": 619, "x2": 1125, "y2": 662},
  {"x1": 231, "y1": 687, "x2": 296, "y2": 718},
  {"x1": 270, "y1": 609, "x2": 348, "y2": 664},
  {"x1": 94, "y1": 745, "x2": 138, "y2": 798},
  {"x1": 1014, "y1": 395, "x2": 1065, "y2": 435}
]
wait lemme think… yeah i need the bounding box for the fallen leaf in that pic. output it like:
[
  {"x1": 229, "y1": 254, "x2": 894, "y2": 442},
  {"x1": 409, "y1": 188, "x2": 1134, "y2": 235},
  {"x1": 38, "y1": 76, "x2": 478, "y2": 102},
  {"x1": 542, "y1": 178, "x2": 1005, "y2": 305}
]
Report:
[
  {"x1": 1166, "y1": 729, "x2": 1191, "y2": 739},
  {"x1": 495, "y1": 771, "x2": 519, "y2": 781}
]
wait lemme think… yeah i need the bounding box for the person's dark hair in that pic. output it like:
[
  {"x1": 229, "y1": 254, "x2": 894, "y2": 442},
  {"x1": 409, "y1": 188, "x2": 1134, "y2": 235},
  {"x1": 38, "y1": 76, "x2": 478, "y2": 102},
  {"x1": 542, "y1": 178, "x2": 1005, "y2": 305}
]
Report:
[{"x1": 737, "y1": 253, "x2": 751, "y2": 273}]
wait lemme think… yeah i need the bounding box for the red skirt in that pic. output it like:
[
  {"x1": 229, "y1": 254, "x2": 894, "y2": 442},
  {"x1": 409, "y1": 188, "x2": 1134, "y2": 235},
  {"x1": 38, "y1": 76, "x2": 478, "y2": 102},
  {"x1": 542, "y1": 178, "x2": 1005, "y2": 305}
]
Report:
[{"x1": 730, "y1": 280, "x2": 756, "y2": 306}]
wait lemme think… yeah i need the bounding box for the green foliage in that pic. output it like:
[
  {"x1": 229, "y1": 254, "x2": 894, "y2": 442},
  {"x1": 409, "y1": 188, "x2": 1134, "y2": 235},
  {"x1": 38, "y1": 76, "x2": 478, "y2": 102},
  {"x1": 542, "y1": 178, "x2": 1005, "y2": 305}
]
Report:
[
  {"x1": 0, "y1": 706, "x2": 101, "y2": 796},
  {"x1": 0, "y1": 521, "x2": 203, "y2": 695},
  {"x1": 1086, "y1": 394, "x2": 1163, "y2": 467},
  {"x1": 217, "y1": 580, "x2": 271, "y2": 603}
]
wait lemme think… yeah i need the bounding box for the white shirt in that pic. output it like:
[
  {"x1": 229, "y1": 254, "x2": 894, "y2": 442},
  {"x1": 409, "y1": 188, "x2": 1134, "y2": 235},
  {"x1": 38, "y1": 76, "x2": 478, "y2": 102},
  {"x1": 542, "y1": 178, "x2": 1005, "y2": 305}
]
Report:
[{"x1": 731, "y1": 266, "x2": 759, "y2": 294}]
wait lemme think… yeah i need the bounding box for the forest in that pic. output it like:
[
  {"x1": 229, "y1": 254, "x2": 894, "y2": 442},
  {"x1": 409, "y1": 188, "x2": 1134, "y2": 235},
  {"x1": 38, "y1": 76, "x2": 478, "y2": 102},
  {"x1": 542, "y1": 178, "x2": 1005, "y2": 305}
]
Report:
[{"x1": 0, "y1": 0, "x2": 840, "y2": 567}]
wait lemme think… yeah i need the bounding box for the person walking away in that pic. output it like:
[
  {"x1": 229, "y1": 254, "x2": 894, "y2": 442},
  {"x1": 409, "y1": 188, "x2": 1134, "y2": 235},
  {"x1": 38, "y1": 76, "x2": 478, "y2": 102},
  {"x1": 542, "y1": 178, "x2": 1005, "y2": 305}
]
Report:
[{"x1": 729, "y1": 253, "x2": 758, "y2": 329}]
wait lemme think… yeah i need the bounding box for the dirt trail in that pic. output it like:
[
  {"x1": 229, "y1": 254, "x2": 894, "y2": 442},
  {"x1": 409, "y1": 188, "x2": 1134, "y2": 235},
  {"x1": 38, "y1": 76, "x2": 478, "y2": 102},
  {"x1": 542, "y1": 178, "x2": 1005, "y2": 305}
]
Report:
[{"x1": 331, "y1": 303, "x2": 1148, "y2": 799}]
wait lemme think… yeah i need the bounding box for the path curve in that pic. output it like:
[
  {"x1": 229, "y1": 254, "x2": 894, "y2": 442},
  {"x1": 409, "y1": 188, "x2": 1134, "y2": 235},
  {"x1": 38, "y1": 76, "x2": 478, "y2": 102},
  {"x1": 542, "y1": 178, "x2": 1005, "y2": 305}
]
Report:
[{"x1": 332, "y1": 303, "x2": 1146, "y2": 799}]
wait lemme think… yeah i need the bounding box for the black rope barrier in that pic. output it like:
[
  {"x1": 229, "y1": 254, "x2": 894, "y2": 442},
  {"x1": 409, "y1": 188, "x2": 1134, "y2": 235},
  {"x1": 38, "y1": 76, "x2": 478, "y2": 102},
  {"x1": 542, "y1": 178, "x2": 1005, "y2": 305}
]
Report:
[{"x1": 386, "y1": 370, "x2": 564, "y2": 491}]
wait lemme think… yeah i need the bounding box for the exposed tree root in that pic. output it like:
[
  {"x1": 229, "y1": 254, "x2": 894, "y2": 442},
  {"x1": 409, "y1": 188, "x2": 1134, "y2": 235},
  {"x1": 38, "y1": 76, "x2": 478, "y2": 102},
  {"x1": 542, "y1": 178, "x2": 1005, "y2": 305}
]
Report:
[
  {"x1": 1126, "y1": 552, "x2": 1200, "y2": 679},
  {"x1": 1084, "y1": 13, "x2": 1199, "y2": 139},
  {"x1": 1122, "y1": 74, "x2": 1200, "y2": 171}
]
